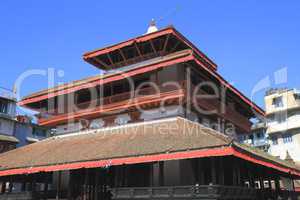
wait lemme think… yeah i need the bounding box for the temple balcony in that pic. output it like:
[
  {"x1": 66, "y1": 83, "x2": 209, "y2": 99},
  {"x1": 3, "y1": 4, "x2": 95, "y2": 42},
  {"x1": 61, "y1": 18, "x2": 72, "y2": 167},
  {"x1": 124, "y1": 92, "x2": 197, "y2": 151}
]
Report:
[
  {"x1": 36, "y1": 80, "x2": 252, "y2": 133},
  {"x1": 37, "y1": 82, "x2": 186, "y2": 126}
]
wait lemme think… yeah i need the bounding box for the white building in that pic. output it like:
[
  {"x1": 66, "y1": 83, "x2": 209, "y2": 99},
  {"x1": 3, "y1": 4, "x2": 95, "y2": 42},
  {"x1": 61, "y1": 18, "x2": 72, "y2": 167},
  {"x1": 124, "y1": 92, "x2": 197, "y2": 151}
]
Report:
[
  {"x1": 0, "y1": 87, "x2": 49, "y2": 152},
  {"x1": 265, "y1": 88, "x2": 300, "y2": 166}
]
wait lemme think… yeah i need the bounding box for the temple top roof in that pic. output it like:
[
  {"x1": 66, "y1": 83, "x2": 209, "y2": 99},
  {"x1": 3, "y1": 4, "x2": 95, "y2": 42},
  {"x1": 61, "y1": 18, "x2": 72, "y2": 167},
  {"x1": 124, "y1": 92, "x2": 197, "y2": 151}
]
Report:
[{"x1": 83, "y1": 26, "x2": 217, "y2": 71}]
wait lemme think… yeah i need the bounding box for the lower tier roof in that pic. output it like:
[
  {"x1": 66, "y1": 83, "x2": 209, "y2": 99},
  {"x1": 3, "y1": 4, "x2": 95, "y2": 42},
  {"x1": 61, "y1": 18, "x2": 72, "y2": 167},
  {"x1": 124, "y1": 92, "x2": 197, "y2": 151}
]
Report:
[{"x1": 0, "y1": 117, "x2": 298, "y2": 177}]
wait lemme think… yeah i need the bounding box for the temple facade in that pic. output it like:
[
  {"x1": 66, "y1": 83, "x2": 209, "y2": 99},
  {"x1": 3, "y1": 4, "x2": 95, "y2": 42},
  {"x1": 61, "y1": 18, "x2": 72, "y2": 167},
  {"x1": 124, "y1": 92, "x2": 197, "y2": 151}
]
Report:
[{"x1": 0, "y1": 25, "x2": 298, "y2": 200}]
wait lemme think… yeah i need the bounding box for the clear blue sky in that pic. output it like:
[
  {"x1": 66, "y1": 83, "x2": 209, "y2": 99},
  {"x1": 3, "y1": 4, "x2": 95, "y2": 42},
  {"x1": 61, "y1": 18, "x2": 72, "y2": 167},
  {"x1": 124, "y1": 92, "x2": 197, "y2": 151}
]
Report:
[{"x1": 0, "y1": 0, "x2": 299, "y2": 109}]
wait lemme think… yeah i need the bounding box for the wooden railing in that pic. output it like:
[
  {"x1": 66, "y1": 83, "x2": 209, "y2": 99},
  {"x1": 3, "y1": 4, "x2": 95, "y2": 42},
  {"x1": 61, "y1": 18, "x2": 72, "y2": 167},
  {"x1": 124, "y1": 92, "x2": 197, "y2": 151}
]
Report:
[
  {"x1": 110, "y1": 185, "x2": 300, "y2": 200},
  {"x1": 38, "y1": 80, "x2": 252, "y2": 131},
  {"x1": 1, "y1": 186, "x2": 299, "y2": 200},
  {"x1": 0, "y1": 191, "x2": 33, "y2": 200},
  {"x1": 43, "y1": 82, "x2": 185, "y2": 117},
  {"x1": 110, "y1": 185, "x2": 256, "y2": 200}
]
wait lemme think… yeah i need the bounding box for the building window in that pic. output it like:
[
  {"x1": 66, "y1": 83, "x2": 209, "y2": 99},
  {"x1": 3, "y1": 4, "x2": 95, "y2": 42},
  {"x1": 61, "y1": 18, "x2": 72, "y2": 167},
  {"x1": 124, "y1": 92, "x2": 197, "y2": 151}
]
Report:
[
  {"x1": 272, "y1": 97, "x2": 283, "y2": 108},
  {"x1": 271, "y1": 136, "x2": 278, "y2": 145},
  {"x1": 32, "y1": 128, "x2": 47, "y2": 137},
  {"x1": 256, "y1": 132, "x2": 263, "y2": 138},
  {"x1": 294, "y1": 94, "x2": 300, "y2": 102},
  {"x1": 0, "y1": 99, "x2": 8, "y2": 114},
  {"x1": 283, "y1": 134, "x2": 293, "y2": 143}
]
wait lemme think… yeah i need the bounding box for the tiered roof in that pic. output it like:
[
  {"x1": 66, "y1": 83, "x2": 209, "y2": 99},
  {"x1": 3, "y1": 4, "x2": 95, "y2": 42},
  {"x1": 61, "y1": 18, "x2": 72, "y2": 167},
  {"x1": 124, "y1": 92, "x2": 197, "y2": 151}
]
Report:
[{"x1": 0, "y1": 118, "x2": 298, "y2": 177}]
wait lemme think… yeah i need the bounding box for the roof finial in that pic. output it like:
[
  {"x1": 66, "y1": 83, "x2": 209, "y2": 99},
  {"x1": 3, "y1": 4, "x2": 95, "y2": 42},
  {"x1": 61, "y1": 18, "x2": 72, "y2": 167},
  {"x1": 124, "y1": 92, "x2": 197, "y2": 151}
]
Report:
[
  {"x1": 285, "y1": 150, "x2": 294, "y2": 164},
  {"x1": 146, "y1": 19, "x2": 158, "y2": 34}
]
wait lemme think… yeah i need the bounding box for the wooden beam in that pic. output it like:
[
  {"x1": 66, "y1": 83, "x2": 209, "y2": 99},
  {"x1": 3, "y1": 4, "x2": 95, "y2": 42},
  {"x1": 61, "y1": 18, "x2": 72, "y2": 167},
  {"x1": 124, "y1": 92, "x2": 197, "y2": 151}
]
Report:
[
  {"x1": 93, "y1": 57, "x2": 109, "y2": 69},
  {"x1": 159, "y1": 162, "x2": 164, "y2": 186},
  {"x1": 56, "y1": 172, "x2": 61, "y2": 200},
  {"x1": 118, "y1": 49, "x2": 127, "y2": 64},
  {"x1": 169, "y1": 40, "x2": 181, "y2": 53},
  {"x1": 236, "y1": 159, "x2": 241, "y2": 186},
  {"x1": 94, "y1": 169, "x2": 99, "y2": 200},
  {"x1": 232, "y1": 158, "x2": 237, "y2": 186},
  {"x1": 84, "y1": 169, "x2": 88, "y2": 200},
  {"x1": 218, "y1": 158, "x2": 225, "y2": 185},
  {"x1": 163, "y1": 34, "x2": 170, "y2": 53},
  {"x1": 67, "y1": 172, "x2": 72, "y2": 200},
  {"x1": 210, "y1": 157, "x2": 217, "y2": 184},
  {"x1": 134, "y1": 42, "x2": 142, "y2": 57},
  {"x1": 0, "y1": 181, "x2": 5, "y2": 194},
  {"x1": 107, "y1": 53, "x2": 114, "y2": 65},
  {"x1": 149, "y1": 39, "x2": 157, "y2": 54}
]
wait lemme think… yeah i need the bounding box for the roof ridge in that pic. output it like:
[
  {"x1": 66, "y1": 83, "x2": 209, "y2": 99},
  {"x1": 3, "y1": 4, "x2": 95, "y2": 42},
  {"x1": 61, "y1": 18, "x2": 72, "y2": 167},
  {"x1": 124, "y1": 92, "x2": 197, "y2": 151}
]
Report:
[
  {"x1": 50, "y1": 117, "x2": 180, "y2": 140},
  {"x1": 176, "y1": 117, "x2": 233, "y2": 145}
]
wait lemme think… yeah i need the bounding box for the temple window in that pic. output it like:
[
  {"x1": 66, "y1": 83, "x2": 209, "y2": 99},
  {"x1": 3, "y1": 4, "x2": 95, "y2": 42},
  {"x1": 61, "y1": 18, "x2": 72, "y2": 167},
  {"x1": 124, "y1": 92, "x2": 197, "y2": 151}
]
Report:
[
  {"x1": 271, "y1": 136, "x2": 278, "y2": 145},
  {"x1": 282, "y1": 133, "x2": 293, "y2": 143}
]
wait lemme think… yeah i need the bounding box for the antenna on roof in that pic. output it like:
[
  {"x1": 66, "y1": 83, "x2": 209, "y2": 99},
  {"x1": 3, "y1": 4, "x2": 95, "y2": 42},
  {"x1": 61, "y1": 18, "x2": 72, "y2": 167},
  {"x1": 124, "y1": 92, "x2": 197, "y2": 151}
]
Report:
[
  {"x1": 12, "y1": 83, "x2": 17, "y2": 95},
  {"x1": 146, "y1": 19, "x2": 158, "y2": 34},
  {"x1": 157, "y1": 5, "x2": 181, "y2": 23}
]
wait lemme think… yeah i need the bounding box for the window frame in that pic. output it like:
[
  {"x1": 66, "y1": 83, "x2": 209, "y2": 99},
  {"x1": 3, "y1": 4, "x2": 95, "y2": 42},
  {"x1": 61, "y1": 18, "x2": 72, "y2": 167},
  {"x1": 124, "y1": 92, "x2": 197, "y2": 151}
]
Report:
[
  {"x1": 282, "y1": 133, "x2": 293, "y2": 144},
  {"x1": 272, "y1": 96, "x2": 283, "y2": 108},
  {"x1": 271, "y1": 136, "x2": 278, "y2": 145}
]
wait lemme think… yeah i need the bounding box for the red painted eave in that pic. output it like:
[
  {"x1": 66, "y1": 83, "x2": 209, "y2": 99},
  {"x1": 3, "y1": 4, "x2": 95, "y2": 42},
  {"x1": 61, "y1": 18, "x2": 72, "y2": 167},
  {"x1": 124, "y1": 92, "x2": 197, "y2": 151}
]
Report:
[
  {"x1": 19, "y1": 52, "x2": 264, "y2": 117},
  {"x1": 82, "y1": 26, "x2": 217, "y2": 70},
  {"x1": 0, "y1": 146, "x2": 299, "y2": 178},
  {"x1": 18, "y1": 53, "x2": 194, "y2": 107},
  {"x1": 0, "y1": 147, "x2": 234, "y2": 176},
  {"x1": 192, "y1": 58, "x2": 265, "y2": 117},
  {"x1": 83, "y1": 27, "x2": 173, "y2": 58}
]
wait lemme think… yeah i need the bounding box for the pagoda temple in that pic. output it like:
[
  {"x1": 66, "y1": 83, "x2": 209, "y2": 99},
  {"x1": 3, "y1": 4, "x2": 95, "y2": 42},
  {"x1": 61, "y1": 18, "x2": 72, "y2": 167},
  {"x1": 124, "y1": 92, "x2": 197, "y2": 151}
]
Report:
[{"x1": 0, "y1": 24, "x2": 299, "y2": 200}]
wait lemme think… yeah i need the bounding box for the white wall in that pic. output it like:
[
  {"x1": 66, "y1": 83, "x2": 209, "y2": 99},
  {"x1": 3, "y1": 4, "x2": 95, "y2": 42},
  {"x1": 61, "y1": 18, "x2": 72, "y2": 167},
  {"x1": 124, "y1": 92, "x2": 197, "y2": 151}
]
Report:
[
  {"x1": 141, "y1": 105, "x2": 184, "y2": 121},
  {"x1": 55, "y1": 106, "x2": 185, "y2": 135},
  {"x1": 268, "y1": 131, "x2": 300, "y2": 162},
  {"x1": 56, "y1": 122, "x2": 82, "y2": 135},
  {"x1": 267, "y1": 111, "x2": 300, "y2": 134}
]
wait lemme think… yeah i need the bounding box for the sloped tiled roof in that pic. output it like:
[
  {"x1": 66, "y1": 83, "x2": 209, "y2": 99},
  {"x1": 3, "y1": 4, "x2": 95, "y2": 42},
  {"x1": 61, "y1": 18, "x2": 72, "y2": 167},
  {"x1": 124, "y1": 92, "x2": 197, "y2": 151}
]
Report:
[
  {"x1": 0, "y1": 117, "x2": 298, "y2": 177},
  {"x1": 0, "y1": 117, "x2": 230, "y2": 170}
]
